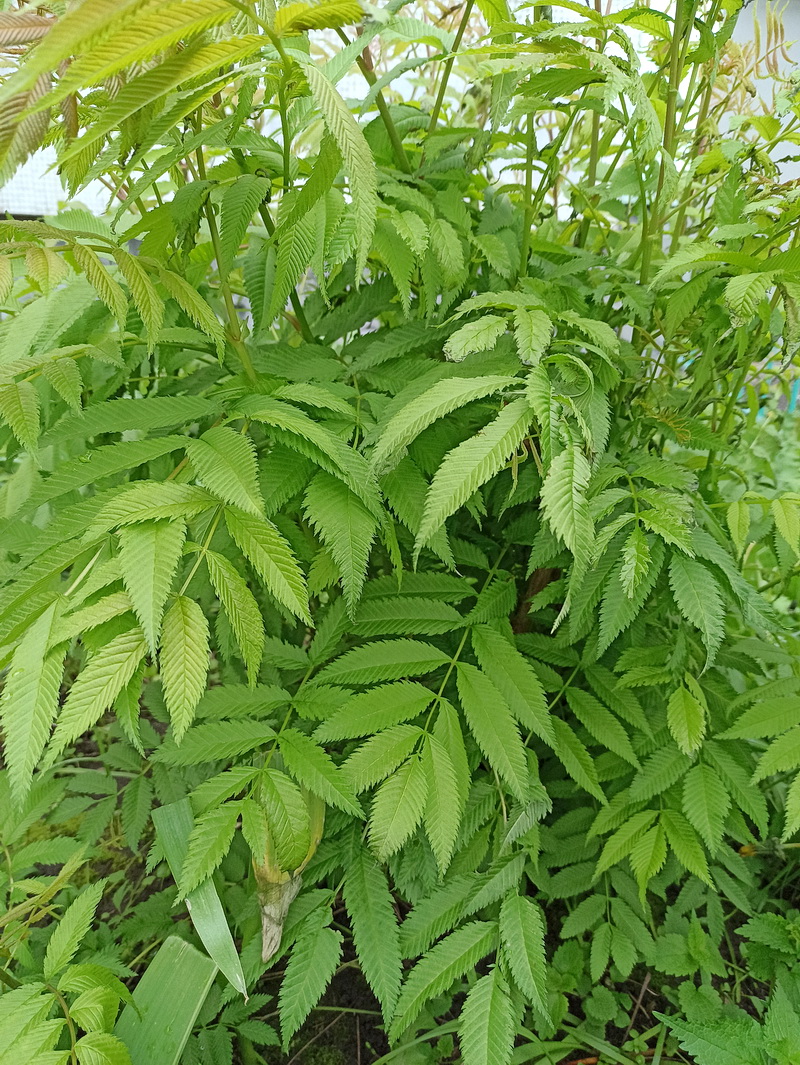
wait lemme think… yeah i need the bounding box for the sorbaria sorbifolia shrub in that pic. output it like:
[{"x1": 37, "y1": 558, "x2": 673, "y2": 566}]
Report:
[{"x1": 1, "y1": 1, "x2": 800, "y2": 1062}]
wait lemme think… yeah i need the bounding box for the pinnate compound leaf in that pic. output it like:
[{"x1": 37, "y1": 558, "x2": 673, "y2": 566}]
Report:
[
  {"x1": 278, "y1": 728, "x2": 363, "y2": 817},
  {"x1": 47, "y1": 627, "x2": 147, "y2": 763},
  {"x1": 369, "y1": 755, "x2": 428, "y2": 860},
  {"x1": 226, "y1": 507, "x2": 311, "y2": 623},
  {"x1": 682, "y1": 764, "x2": 730, "y2": 852},
  {"x1": 343, "y1": 846, "x2": 402, "y2": 1021},
  {"x1": 160, "y1": 596, "x2": 209, "y2": 742},
  {"x1": 668, "y1": 554, "x2": 725, "y2": 668},
  {"x1": 118, "y1": 518, "x2": 186, "y2": 655},
  {"x1": 304, "y1": 472, "x2": 378, "y2": 617},
  {"x1": 459, "y1": 967, "x2": 515, "y2": 1065},
  {"x1": 206, "y1": 550, "x2": 265, "y2": 683},
  {"x1": 389, "y1": 921, "x2": 498, "y2": 1041},
  {"x1": 279, "y1": 917, "x2": 342, "y2": 1049},
  {"x1": 187, "y1": 426, "x2": 264, "y2": 516},
  {"x1": 456, "y1": 663, "x2": 530, "y2": 802},
  {"x1": 498, "y1": 893, "x2": 547, "y2": 1013},
  {"x1": 370, "y1": 376, "x2": 516, "y2": 474},
  {"x1": 0, "y1": 601, "x2": 64, "y2": 802},
  {"x1": 44, "y1": 880, "x2": 105, "y2": 980},
  {"x1": 416, "y1": 399, "x2": 532, "y2": 553}
]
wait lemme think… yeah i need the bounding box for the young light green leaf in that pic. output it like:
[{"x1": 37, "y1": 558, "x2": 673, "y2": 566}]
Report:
[
  {"x1": 513, "y1": 306, "x2": 552, "y2": 365},
  {"x1": 682, "y1": 764, "x2": 730, "y2": 852},
  {"x1": 444, "y1": 316, "x2": 507, "y2": 362},
  {"x1": 178, "y1": 801, "x2": 240, "y2": 896},
  {"x1": 667, "y1": 681, "x2": 707, "y2": 755},
  {"x1": 540, "y1": 441, "x2": 593, "y2": 568},
  {"x1": 218, "y1": 173, "x2": 270, "y2": 278}
]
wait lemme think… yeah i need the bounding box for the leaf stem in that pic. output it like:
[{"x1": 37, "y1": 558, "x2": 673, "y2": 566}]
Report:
[{"x1": 426, "y1": 0, "x2": 474, "y2": 135}]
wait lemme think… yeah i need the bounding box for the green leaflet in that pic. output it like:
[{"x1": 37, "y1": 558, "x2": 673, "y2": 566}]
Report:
[
  {"x1": 218, "y1": 173, "x2": 270, "y2": 279},
  {"x1": 187, "y1": 426, "x2": 264, "y2": 517},
  {"x1": 304, "y1": 471, "x2": 378, "y2": 617},
  {"x1": 299, "y1": 60, "x2": 377, "y2": 277},
  {"x1": 0, "y1": 602, "x2": 65, "y2": 802},
  {"x1": 225, "y1": 507, "x2": 311, "y2": 624},
  {"x1": 46, "y1": 626, "x2": 147, "y2": 765},
  {"x1": 389, "y1": 921, "x2": 498, "y2": 1041},
  {"x1": 279, "y1": 912, "x2": 342, "y2": 1049},
  {"x1": 316, "y1": 639, "x2": 451, "y2": 686},
  {"x1": 370, "y1": 375, "x2": 517, "y2": 474},
  {"x1": 540, "y1": 440, "x2": 594, "y2": 571},
  {"x1": 343, "y1": 846, "x2": 402, "y2": 1021},
  {"x1": 422, "y1": 733, "x2": 463, "y2": 875},
  {"x1": 118, "y1": 518, "x2": 186, "y2": 656},
  {"x1": 160, "y1": 595, "x2": 210, "y2": 742},
  {"x1": 369, "y1": 754, "x2": 428, "y2": 860},
  {"x1": 471, "y1": 625, "x2": 553, "y2": 744},
  {"x1": 416, "y1": 399, "x2": 532, "y2": 554},
  {"x1": 499, "y1": 893, "x2": 548, "y2": 1012},
  {"x1": 459, "y1": 967, "x2": 515, "y2": 1065},
  {"x1": 668, "y1": 554, "x2": 725, "y2": 668},
  {"x1": 456, "y1": 663, "x2": 530, "y2": 803},
  {"x1": 43, "y1": 880, "x2": 105, "y2": 980},
  {"x1": 257, "y1": 769, "x2": 311, "y2": 872},
  {"x1": 205, "y1": 549, "x2": 265, "y2": 683},
  {"x1": 314, "y1": 681, "x2": 434, "y2": 741},
  {"x1": 277, "y1": 728, "x2": 363, "y2": 817}
]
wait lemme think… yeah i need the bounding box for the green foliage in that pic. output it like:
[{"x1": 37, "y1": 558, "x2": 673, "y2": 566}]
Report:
[{"x1": 1, "y1": 1, "x2": 800, "y2": 1062}]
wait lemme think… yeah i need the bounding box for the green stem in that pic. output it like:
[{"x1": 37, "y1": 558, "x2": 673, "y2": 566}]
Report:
[
  {"x1": 640, "y1": 0, "x2": 692, "y2": 283},
  {"x1": 194, "y1": 125, "x2": 259, "y2": 382},
  {"x1": 426, "y1": 0, "x2": 475, "y2": 135},
  {"x1": 178, "y1": 506, "x2": 224, "y2": 596},
  {"x1": 519, "y1": 110, "x2": 536, "y2": 277}
]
